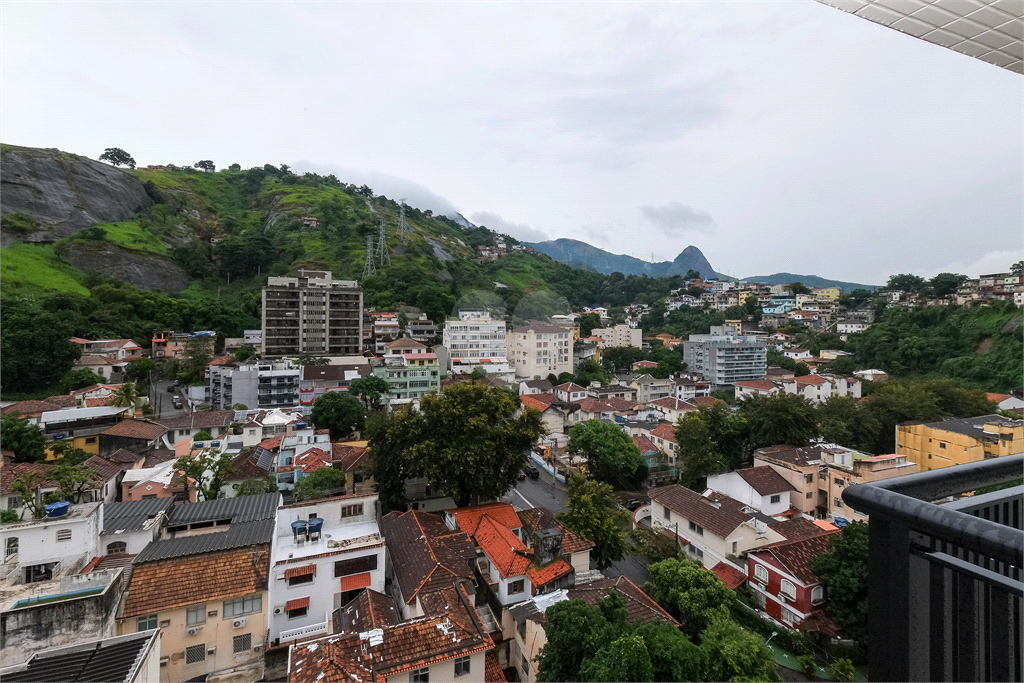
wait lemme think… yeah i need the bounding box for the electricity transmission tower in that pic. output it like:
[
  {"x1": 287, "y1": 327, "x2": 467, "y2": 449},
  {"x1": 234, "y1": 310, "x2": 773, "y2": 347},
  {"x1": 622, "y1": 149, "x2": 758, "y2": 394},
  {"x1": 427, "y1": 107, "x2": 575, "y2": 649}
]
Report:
[
  {"x1": 363, "y1": 235, "x2": 376, "y2": 278},
  {"x1": 377, "y1": 216, "x2": 389, "y2": 266},
  {"x1": 398, "y1": 200, "x2": 409, "y2": 242}
]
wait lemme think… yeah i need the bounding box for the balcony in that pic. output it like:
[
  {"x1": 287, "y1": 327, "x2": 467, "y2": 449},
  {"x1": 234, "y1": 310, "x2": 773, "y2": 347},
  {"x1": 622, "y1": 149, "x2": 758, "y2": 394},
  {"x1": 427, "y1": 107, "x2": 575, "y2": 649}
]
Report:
[
  {"x1": 279, "y1": 612, "x2": 330, "y2": 642},
  {"x1": 843, "y1": 454, "x2": 1022, "y2": 682}
]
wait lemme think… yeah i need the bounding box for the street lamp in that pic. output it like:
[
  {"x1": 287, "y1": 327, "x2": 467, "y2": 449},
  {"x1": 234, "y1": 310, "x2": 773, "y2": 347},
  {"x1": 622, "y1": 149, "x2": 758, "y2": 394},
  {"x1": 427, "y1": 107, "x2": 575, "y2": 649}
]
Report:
[{"x1": 765, "y1": 631, "x2": 778, "y2": 647}]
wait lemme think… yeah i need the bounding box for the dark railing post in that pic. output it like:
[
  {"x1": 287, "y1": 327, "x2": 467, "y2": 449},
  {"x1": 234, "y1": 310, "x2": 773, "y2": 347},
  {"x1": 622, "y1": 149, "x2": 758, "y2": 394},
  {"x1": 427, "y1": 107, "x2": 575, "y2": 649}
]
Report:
[{"x1": 869, "y1": 515, "x2": 911, "y2": 682}]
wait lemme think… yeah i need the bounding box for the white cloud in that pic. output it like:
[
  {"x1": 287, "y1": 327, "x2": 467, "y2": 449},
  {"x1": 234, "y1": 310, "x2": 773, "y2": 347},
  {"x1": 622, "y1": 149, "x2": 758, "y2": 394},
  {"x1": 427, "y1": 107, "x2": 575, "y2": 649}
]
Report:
[
  {"x1": 928, "y1": 249, "x2": 1024, "y2": 279},
  {"x1": 469, "y1": 212, "x2": 549, "y2": 242},
  {"x1": 640, "y1": 202, "x2": 715, "y2": 236}
]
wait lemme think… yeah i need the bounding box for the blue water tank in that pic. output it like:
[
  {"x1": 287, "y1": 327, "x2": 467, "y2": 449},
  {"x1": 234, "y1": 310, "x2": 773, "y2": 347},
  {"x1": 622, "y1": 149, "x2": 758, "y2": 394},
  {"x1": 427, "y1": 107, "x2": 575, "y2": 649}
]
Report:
[
  {"x1": 307, "y1": 518, "x2": 324, "y2": 535},
  {"x1": 291, "y1": 520, "x2": 308, "y2": 535},
  {"x1": 211, "y1": 441, "x2": 221, "y2": 447},
  {"x1": 296, "y1": 422, "x2": 307, "y2": 429},
  {"x1": 45, "y1": 501, "x2": 70, "y2": 517}
]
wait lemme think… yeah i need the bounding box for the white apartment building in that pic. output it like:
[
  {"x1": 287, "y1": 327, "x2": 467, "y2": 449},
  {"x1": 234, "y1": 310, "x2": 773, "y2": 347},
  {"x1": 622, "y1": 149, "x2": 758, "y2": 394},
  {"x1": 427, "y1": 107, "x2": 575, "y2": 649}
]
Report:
[
  {"x1": 591, "y1": 324, "x2": 642, "y2": 349},
  {"x1": 443, "y1": 310, "x2": 510, "y2": 375},
  {"x1": 508, "y1": 325, "x2": 573, "y2": 379}
]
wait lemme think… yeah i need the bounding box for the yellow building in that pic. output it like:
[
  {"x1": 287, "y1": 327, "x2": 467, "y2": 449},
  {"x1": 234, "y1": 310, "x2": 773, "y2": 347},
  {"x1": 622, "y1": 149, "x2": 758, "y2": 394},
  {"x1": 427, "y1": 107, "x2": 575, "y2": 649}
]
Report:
[
  {"x1": 812, "y1": 287, "x2": 841, "y2": 301},
  {"x1": 896, "y1": 415, "x2": 1024, "y2": 471}
]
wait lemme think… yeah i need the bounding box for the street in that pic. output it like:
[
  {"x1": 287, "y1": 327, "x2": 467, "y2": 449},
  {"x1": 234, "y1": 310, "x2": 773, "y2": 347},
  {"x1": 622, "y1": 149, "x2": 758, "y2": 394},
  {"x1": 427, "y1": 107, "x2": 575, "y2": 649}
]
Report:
[
  {"x1": 149, "y1": 378, "x2": 190, "y2": 420},
  {"x1": 507, "y1": 470, "x2": 652, "y2": 588}
]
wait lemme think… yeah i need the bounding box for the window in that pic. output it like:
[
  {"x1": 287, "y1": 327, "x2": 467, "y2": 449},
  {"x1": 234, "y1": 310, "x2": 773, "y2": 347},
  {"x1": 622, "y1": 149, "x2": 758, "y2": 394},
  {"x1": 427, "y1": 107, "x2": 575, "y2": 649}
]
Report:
[
  {"x1": 233, "y1": 633, "x2": 252, "y2": 653},
  {"x1": 834, "y1": 497, "x2": 844, "y2": 509},
  {"x1": 806, "y1": 491, "x2": 814, "y2": 499},
  {"x1": 56, "y1": 529, "x2": 71, "y2": 542},
  {"x1": 835, "y1": 478, "x2": 844, "y2": 488},
  {"x1": 688, "y1": 521, "x2": 704, "y2": 536},
  {"x1": 811, "y1": 586, "x2": 825, "y2": 604},
  {"x1": 688, "y1": 545, "x2": 703, "y2": 560},
  {"x1": 334, "y1": 555, "x2": 378, "y2": 577},
  {"x1": 410, "y1": 667, "x2": 430, "y2": 682},
  {"x1": 770, "y1": 495, "x2": 781, "y2": 504},
  {"x1": 187, "y1": 604, "x2": 206, "y2": 626},
  {"x1": 731, "y1": 541, "x2": 738, "y2": 554},
  {"x1": 663, "y1": 505, "x2": 670, "y2": 520},
  {"x1": 508, "y1": 579, "x2": 525, "y2": 595},
  {"x1": 341, "y1": 504, "x2": 364, "y2": 518},
  {"x1": 223, "y1": 594, "x2": 262, "y2": 618},
  {"x1": 288, "y1": 573, "x2": 314, "y2": 587},
  {"x1": 7, "y1": 496, "x2": 21, "y2": 509},
  {"x1": 185, "y1": 644, "x2": 206, "y2": 665},
  {"x1": 288, "y1": 605, "x2": 308, "y2": 619},
  {"x1": 137, "y1": 614, "x2": 157, "y2": 631},
  {"x1": 107, "y1": 541, "x2": 127, "y2": 555},
  {"x1": 780, "y1": 579, "x2": 796, "y2": 600},
  {"x1": 782, "y1": 607, "x2": 797, "y2": 625},
  {"x1": 454, "y1": 656, "x2": 471, "y2": 677},
  {"x1": 804, "y1": 474, "x2": 814, "y2": 484},
  {"x1": 754, "y1": 564, "x2": 768, "y2": 583}
]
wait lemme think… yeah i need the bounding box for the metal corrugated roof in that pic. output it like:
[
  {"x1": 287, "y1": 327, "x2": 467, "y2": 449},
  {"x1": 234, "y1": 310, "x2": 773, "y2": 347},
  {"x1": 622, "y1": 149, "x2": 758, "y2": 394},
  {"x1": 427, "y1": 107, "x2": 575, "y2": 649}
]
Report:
[
  {"x1": 166, "y1": 492, "x2": 279, "y2": 525},
  {"x1": 0, "y1": 631, "x2": 157, "y2": 683},
  {"x1": 102, "y1": 498, "x2": 175, "y2": 534},
  {"x1": 134, "y1": 519, "x2": 275, "y2": 562}
]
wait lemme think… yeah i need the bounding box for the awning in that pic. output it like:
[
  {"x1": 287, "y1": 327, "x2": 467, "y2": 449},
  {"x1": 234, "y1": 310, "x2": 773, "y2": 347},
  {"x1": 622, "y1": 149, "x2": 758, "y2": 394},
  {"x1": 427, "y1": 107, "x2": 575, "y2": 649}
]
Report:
[
  {"x1": 285, "y1": 597, "x2": 310, "y2": 611},
  {"x1": 340, "y1": 572, "x2": 372, "y2": 592},
  {"x1": 284, "y1": 564, "x2": 316, "y2": 579}
]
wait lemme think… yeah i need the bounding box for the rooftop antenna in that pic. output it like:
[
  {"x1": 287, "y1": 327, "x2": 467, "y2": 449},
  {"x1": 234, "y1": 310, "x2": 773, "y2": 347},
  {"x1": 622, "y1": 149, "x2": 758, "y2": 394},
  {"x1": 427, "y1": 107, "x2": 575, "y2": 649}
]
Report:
[
  {"x1": 377, "y1": 216, "x2": 390, "y2": 266},
  {"x1": 363, "y1": 235, "x2": 376, "y2": 278},
  {"x1": 398, "y1": 199, "x2": 409, "y2": 242}
]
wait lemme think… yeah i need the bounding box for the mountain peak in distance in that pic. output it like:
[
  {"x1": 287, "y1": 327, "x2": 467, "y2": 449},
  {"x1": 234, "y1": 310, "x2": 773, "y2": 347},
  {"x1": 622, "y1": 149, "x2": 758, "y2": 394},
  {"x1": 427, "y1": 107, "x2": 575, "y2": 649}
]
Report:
[{"x1": 524, "y1": 238, "x2": 714, "y2": 279}]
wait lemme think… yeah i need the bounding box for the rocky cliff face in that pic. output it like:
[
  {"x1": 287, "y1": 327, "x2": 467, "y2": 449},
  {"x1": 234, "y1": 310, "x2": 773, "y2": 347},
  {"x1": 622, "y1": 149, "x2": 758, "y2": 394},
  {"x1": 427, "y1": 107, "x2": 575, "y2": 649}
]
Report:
[
  {"x1": 59, "y1": 241, "x2": 191, "y2": 293},
  {"x1": 0, "y1": 145, "x2": 152, "y2": 246}
]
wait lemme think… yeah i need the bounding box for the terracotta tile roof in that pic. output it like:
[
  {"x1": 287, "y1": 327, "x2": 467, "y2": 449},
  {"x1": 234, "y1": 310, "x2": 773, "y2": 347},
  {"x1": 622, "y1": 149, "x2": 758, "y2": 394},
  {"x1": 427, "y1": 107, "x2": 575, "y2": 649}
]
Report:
[
  {"x1": 291, "y1": 584, "x2": 491, "y2": 682},
  {"x1": 258, "y1": 435, "x2": 283, "y2": 450},
  {"x1": 802, "y1": 610, "x2": 841, "y2": 636},
  {"x1": 603, "y1": 397, "x2": 639, "y2": 411},
  {"x1": 576, "y1": 398, "x2": 616, "y2": 414},
  {"x1": 85, "y1": 396, "x2": 116, "y2": 408},
  {"x1": 556, "y1": 576, "x2": 679, "y2": 627},
  {"x1": 485, "y1": 652, "x2": 508, "y2": 683},
  {"x1": 528, "y1": 393, "x2": 559, "y2": 405},
  {"x1": 754, "y1": 444, "x2": 824, "y2": 467},
  {"x1": 0, "y1": 462, "x2": 58, "y2": 496},
  {"x1": 76, "y1": 354, "x2": 117, "y2": 366},
  {"x1": 379, "y1": 510, "x2": 475, "y2": 604},
  {"x1": 332, "y1": 443, "x2": 370, "y2": 471},
  {"x1": 769, "y1": 517, "x2": 834, "y2": 542},
  {"x1": 521, "y1": 395, "x2": 556, "y2": 412},
  {"x1": 231, "y1": 448, "x2": 270, "y2": 480},
  {"x1": 143, "y1": 449, "x2": 178, "y2": 467},
  {"x1": 735, "y1": 466, "x2": 797, "y2": 496},
  {"x1": 751, "y1": 533, "x2": 839, "y2": 584},
  {"x1": 447, "y1": 503, "x2": 522, "y2": 536},
  {"x1": 123, "y1": 544, "x2": 270, "y2": 617},
  {"x1": 649, "y1": 397, "x2": 699, "y2": 412},
  {"x1": 987, "y1": 393, "x2": 1012, "y2": 403},
  {"x1": 650, "y1": 423, "x2": 676, "y2": 442},
  {"x1": 632, "y1": 360, "x2": 658, "y2": 368},
  {"x1": 709, "y1": 561, "x2": 747, "y2": 589},
  {"x1": 82, "y1": 455, "x2": 125, "y2": 482},
  {"x1": 632, "y1": 435, "x2": 659, "y2": 454},
  {"x1": 690, "y1": 396, "x2": 727, "y2": 408},
  {"x1": 384, "y1": 337, "x2": 427, "y2": 350},
  {"x1": 101, "y1": 419, "x2": 168, "y2": 440},
  {"x1": 315, "y1": 428, "x2": 330, "y2": 435},
  {"x1": 278, "y1": 446, "x2": 332, "y2": 474},
  {"x1": 1, "y1": 399, "x2": 68, "y2": 418},
  {"x1": 555, "y1": 382, "x2": 586, "y2": 393},
  {"x1": 334, "y1": 588, "x2": 402, "y2": 634},
  {"x1": 793, "y1": 374, "x2": 828, "y2": 386},
  {"x1": 648, "y1": 484, "x2": 753, "y2": 538},
  {"x1": 734, "y1": 380, "x2": 778, "y2": 391},
  {"x1": 526, "y1": 559, "x2": 573, "y2": 589},
  {"x1": 158, "y1": 410, "x2": 235, "y2": 431},
  {"x1": 516, "y1": 507, "x2": 594, "y2": 554},
  {"x1": 474, "y1": 514, "x2": 532, "y2": 578}
]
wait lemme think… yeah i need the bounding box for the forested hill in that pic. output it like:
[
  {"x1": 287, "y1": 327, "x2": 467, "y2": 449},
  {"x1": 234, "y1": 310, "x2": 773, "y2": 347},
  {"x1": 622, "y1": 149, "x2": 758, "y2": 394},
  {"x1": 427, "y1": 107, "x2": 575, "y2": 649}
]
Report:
[
  {"x1": 525, "y1": 239, "x2": 716, "y2": 279},
  {"x1": 741, "y1": 272, "x2": 879, "y2": 293}
]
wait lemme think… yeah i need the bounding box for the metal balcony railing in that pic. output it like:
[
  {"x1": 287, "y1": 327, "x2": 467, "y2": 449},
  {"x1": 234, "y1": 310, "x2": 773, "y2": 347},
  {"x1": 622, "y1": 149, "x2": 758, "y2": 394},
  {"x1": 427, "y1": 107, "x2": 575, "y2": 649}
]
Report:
[{"x1": 843, "y1": 454, "x2": 1023, "y2": 682}]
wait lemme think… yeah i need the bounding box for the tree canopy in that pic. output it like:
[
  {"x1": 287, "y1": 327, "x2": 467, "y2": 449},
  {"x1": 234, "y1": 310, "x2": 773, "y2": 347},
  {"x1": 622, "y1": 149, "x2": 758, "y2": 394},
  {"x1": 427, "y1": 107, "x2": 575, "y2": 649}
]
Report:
[
  {"x1": 568, "y1": 419, "x2": 647, "y2": 489},
  {"x1": 557, "y1": 475, "x2": 630, "y2": 570},
  {"x1": 348, "y1": 376, "x2": 390, "y2": 409},
  {"x1": 643, "y1": 558, "x2": 734, "y2": 639},
  {"x1": 809, "y1": 521, "x2": 869, "y2": 644},
  {"x1": 310, "y1": 392, "x2": 366, "y2": 440},
  {"x1": 174, "y1": 448, "x2": 234, "y2": 501},
  {"x1": 99, "y1": 147, "x2": 136, "y2": 169},
  {"x1": 1, "y1": 413, "x2": 46, "y2": 462},
  {"x1": 738, "y1": 393, "x2": 819, "y2": 450},
  {"x1": 293, "y1": 467, "x2": 347, "y2": 502}
]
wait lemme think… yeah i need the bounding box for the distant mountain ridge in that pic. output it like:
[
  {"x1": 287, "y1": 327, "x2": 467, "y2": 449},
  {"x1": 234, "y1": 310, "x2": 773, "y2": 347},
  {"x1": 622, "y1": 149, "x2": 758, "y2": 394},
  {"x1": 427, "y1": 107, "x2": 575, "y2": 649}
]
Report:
[
  {"x1": 524, "y1": 238, "x2": 715, "y2": 279},
  {"x1": 741, "y1": 273, "x2": 879, "y2": 293}
]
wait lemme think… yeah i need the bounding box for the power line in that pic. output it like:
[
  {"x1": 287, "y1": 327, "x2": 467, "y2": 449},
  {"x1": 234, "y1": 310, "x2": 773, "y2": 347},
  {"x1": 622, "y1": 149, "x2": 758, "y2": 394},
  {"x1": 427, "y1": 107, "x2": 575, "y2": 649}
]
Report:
[
  {"x1": 363, "y1": 235, "x2": 376, "y2": 278},
  {"x1": 377, "y1": 216, "x2": 390, "y2": 266},
  {"x1": 398, "y1": 199, "x2": 409, "y2": 242}
]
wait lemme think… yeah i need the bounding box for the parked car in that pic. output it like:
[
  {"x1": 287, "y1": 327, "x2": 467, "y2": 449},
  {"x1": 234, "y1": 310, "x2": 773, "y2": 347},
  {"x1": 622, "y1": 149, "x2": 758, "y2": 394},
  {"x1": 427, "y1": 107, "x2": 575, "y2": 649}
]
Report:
[
  {"x1": 517, "y1": 471, "x2": 527, "y2": 481},
  {"x1": 624, "y1": 499, "x2": 645, "y2": 511},
  {"x1": 524, "y1": 465, "x2": 540, "y2": 480},
  {"x1": 167, "y1": 384, "x2": 176, "y2": 393},
  {"x1": 172, "y1": 399, "x2": 183, "y2": 409}
]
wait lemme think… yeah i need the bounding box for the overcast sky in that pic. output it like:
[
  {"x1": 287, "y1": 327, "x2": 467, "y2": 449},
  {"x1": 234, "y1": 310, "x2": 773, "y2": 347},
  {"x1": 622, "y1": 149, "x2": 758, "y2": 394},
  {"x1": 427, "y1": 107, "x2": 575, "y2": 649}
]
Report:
[{"x1": 3, "y1": 2, "x2": 1020, "y2": 285}]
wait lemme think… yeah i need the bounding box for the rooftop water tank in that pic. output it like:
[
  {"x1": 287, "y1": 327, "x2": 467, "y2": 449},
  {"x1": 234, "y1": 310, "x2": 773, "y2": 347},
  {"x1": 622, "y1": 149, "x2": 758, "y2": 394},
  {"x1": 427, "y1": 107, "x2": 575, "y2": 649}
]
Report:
[
  {"x1": 45, "y1": 501, "x2": 70, "y2": 517},
  {"x1": 296, "y1": 422, "x2": 307, "y2": 429},
  {"x1": 211, "y1": 441, "x2": 221, "y2": 447},
  {"x1": 307, "y1": 518, "x2": 324, "y2": 535},
  {"x1": 291, "y1": 520, "x2": 308, "y2": 536}
]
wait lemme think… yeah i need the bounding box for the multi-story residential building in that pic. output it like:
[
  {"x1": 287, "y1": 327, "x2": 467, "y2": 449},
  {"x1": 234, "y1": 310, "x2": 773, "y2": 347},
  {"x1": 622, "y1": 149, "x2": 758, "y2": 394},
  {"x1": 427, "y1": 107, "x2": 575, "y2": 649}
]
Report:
[
  {"x1": 371, "y1": 352, "x2": 441, "y2": 403},
  {"x1": 753, "y1": 445, "x2": 825, "y2": 517},
  {"x1": 673, "y1": 377, "x2": 710, "y2": 401},
  {"x1": 36, "y1": 405, "x2": 130, "y2": 454},
  {"x1": 591, "y1": 324, "x2": 642, "y2": 349},
  {"x1": 297, "y1": 363, "x2": 372, "y2": 406},
  {"x1": 733, "y1": 379, "x2": 782, "y2": 400},
  {"x1": 508, "y1": 324, "x2": 572, "y2": 379},
  {"x1": 150, "y1": 330, "x2": 215, "y2": 360},
  {"x1": 825, "y1": 452, "x2": 918, "y2": 524},
  {"x1": 443, "y1": 310, "x2": 510, "y2": 375},
  {"x1": 747, "y1": 531, "x2": 839, "y2": 631},
  {"x1": 0, "y1": 629, "x2": 162, "y2": 683},
  {"x1": 630, "y1": 374, "x2": 674, "y2": 403},
  {"x1": 705, "y1": 466, "x2": 797, "y2": 517},
  {"x1": 70, "y1": 336, "x2": 144, "y2": 360},
  {"x1": 683, "y1": 334, "x2": 767, "y2": 388},
  {"x1": 269, "y1": 492, "x2": 385, "y2": 646},
  {"x1": 116, "y1": 493, "x2": 279, "y2": 683},
  {"x1": 587, "y1": 382, "x2": 638, "y2": 402},
  {"x1": 553, "y1": 382, "x2": 588, "y2": 403},
  {"x1": 404, "y1": 315, "x2": 438, "y2": 342},
  {"x1": 261, "y1": 270, "x2": 363, "y2": 357},
  {"x1": 208, "y1": 359, "x2": 300, "y2": 410},
  {"x1": 896, "y1": 414, "x2": 1023, "y2": 471},
  {"x1": 836, "y1": 319, "x2": 871, "y2": 335}
]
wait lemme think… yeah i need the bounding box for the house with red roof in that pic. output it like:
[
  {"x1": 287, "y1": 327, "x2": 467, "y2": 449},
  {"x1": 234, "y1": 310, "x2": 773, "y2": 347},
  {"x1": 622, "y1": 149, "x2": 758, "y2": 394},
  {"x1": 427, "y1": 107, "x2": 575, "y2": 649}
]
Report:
[
  {"x1": 705, "y1": 466, "x2": 798, "y2": 517},
  {"x1": 566, "y1": 398, "x2": 617, "y2": 425},
  {"x1": 553, "y1": 382, "x2": 587, "y2": 403},
  {"x1": 733, "y1": 379, "x2": 782, "y2": 400},
  {"x1": 444, "y1": 503, "x2": 524, "y2": 539},
  {"x1": 781, "y1": 374, "x2": 834, "y2": 404},
  {"x1": 474, "y1": 515, "x2": 574, "y2": 605},
  {"x1": 647, "y1": 396, "x2": 699, "y2": 422},
  {"x1": 519, "y1": 394, "x2": 566, "y2": 436},
  {"x1": 747, "y1": 531, "x2": 841, "y2": 632}
]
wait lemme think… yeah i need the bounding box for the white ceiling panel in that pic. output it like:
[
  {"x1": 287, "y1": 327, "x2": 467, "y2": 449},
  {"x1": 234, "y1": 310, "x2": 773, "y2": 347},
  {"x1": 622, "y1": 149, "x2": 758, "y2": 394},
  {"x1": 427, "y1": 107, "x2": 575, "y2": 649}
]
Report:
[{"x1": 815, "y1": 0, "x2": 1024, "y2": 73}]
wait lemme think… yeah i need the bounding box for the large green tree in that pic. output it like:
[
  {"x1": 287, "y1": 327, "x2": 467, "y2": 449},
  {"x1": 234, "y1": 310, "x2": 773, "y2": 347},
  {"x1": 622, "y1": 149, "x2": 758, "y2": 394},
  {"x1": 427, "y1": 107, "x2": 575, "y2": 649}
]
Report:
[
  {"x1": 348, "y1": 376, "x2": 391, "y2": 410},
  {"x1": 293, "y1": 467, "x2": 347, "y2": 502},
  {"x1": 175, "y1": 448, "x2": 235, "y2": 501},
  {"x1": 99, "y1": 147, "x2": 136, "y2": 169},
  {"x1": 862, "y1": 381, "x2": 943, "y2": 453},
  {"x1": 1, "y1": 413, "x2": 46, "y2": 463},
  {"x1": 817, "y1": 396, "x2": 881, "y2": 453},
  {"x1": 568, "y1": 419, "x2": 647, "y2": 489},
  {"x1": 366, "y1": 410, "x2": 412, "y2": 513},
  {"x1": 643, "y1": 558, "x2": 734, "y2": 639},
  {"x1": 739, "y1": 393, "x2": 819, "y2": 449},
  {"x1": 674, "y1": 412, "x2": 727, "y2": 491},
  {"x1": 699, "y1": 616, "x2": 779, "y2": 682},
  {"x1": 310, "y1": 392, "x2": 366, "y2": 440},
  {"x1": 392, "y1": 382, "x2": 544, "y2": 506},
  {"x1": 809, "y1": 521, "x2": 869, "y2": 643},
  {"x1": 927, "y1": 272, "x2": 967, "y2": 298},
  {"x1": 236, "y1": 476, "x2": 278, "y2": 496},
  {"x1": 558, "y1": 475, "x2": 630, "y2": 570},
  {"x1": 579, "y1": 313, "x2": 602, "y2": 337},
  {"x1": 0, "y1": 297, "x2": 81, "y2": 394}
]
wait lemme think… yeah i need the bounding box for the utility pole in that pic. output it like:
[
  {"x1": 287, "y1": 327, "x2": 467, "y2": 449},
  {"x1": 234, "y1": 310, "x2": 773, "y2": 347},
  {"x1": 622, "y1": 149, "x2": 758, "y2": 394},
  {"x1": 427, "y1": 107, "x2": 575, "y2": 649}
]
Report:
[
  {"x1": 377, "y1": 216, "x2": 389, "y2": 266},
  {"x1": 398, "y1": 200, "x2": 409, "y2": 242},
  {"x1": 363, "y1": 236, "x2": 376, "y2": 278}
]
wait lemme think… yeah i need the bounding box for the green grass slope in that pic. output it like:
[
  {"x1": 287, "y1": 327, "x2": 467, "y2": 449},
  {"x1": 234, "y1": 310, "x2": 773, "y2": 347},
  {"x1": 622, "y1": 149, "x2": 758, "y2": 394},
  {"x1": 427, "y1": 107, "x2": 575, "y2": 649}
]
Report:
[{"x1": 0, "y1": 243, "x2": 90, "y2": 296}]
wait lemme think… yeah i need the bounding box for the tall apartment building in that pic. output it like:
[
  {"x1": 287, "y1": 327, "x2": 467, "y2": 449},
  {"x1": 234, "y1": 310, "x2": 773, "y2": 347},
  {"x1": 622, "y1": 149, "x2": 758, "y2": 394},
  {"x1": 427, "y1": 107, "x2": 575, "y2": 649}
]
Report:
[
  {"x1": 682, "y1": 334, "x2": 767, "y2": 387},
  {"x1": 208, "y1": 359, "x2": 301, "y2": 410},
  {"x1": 591, "y1": 324, "x2": 642, "y2": 349},
  {"x1": 443, "y1": 310, "x2": 509, "y2": 374},
  {"x1": 508, "y1": 324, "x2": 573, "y2": 379},
  {"x1": 262, "y1": 270, "x2": 363, "y2": 357}
]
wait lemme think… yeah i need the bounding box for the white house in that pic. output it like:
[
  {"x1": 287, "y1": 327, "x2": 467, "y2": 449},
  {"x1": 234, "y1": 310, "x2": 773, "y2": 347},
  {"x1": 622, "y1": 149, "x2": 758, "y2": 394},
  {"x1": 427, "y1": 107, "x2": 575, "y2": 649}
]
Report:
[
  {"x1": 554, "y1": 382, "x2": 588, "y2": 403},
  {"x1": 782, "y1": 375, "x2": 834, "y2": 404},
  {"x1": 705, "y1": 467, "x2": 796, "y2": 517},
  {"x1": 733, "y1": 380, "x2": 781, "y2": 400},
  {"x1": 1, "y1": 501, "x2": 103, "y2": 585}
]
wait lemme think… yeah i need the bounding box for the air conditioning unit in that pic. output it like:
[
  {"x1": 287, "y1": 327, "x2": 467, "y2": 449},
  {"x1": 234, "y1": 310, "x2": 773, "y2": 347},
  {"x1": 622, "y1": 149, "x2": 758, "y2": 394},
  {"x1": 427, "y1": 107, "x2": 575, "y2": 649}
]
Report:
[
  {"x1": 273, "y1": 607, "x2": 284, "y2": 615},
  {"x1": 187, "y1": 626, "x2": 203, "y2": 636},
  {"x1": 207, "y1": 647, "x2": 217, "y2": 655},
  {"x1": 252, "y1": 645, "x2": 264, "y2": 653},
  {"x1": 232, "y1": 617, "x2": 248, "y2": 629}
]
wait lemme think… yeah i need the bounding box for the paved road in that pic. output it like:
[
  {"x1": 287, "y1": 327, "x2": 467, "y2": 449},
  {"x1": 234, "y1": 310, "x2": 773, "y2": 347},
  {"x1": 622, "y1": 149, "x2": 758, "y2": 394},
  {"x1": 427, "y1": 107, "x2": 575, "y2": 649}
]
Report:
[
  {"x1": 150, "y1": 379, "x2": 190, "y2": 420},
  {"x1": 509, "y1": 471, "x2": 652, "y2": 587}
]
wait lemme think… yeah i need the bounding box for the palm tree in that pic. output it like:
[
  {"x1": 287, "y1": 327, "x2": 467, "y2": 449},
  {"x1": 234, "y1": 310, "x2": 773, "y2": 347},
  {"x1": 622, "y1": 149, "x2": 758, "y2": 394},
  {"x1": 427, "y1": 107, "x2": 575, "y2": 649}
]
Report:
[{"x1": 110, "y1": 381, "x2": 139, "y2": 411}]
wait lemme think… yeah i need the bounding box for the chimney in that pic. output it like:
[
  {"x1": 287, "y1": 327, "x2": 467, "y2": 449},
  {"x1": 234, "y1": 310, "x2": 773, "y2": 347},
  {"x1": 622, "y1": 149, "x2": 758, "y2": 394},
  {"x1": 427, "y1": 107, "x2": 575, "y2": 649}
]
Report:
[{"x1": 533, "y1": 528, "x2": 563, "y2": 566}]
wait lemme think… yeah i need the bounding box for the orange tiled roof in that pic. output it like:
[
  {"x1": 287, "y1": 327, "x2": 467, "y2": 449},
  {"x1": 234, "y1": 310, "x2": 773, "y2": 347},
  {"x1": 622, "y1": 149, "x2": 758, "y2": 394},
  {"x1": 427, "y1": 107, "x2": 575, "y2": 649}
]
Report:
[
  {"x1": 603, "y1": 397, "x2": 638, "y2": 411},
  {"x1": 448, "y1": 503, "x2": 521, "y2": 536},
  {"x1": 528, "y1": 393, "x2": 559, "y2": 405},
  {"x1": 521, "y1": 395, "x2": 555, "y2": 412},
  {"x1": 257, "y1": 435, "x2": 283, "y2": 451},
  {"x1": 123, "y1": 545, "x2": 270, "y2": 617},
  {"x1": 769, "y1": 517, "x2": 835, "y2": 542},
  {"x1": 750, "y1": 532, "x2": 840, "y2": 584},
  {"x1": 379, "y1": 510, "x2": 475, "y2": 604},
  {"x1": 334, "y1": 588, "x2": 402, "y2": 634},
  {"x1": 526, "y1": 559, "x2": 572, "y2": 589},
  {"x1": 709, "y1": 561, "x2": 747, "y2": 589},
  {"x1": 734, "y1": 380, "x2": 778, "y2": 391},
  {"x1": 794, "y1": 374, "x2": 828, "y2": 386},
  {"x1": 332, "y1": 443, "x2": 370, "y2": 471},
  {"x1": 650, "y1": 423, "x2": 676, "y2": 442},
  {"x1": 987, "y1": 393, "x2": 1012, "y2": 403},
  {"x1": 632, "y1": 435, "x2": 658, "y2": 454},
  {"x1": 485, "y1": 652, "x2": 508, "y2": 683},
  {"x1": 576, "y1": 398, "x2": 616, "y2": 414},
  {"x1": 474, "y1": 514, "x2": 532, "y2": 578},
  {"x1": 101, "y1": 419, "x2": 168, "y2": 440},
  {"x1": 278, "y1": 447, "x2": 332, "y2": 474},
  {"x1": 516, "y1": 507, "x2": 595, "y2": 554}
]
